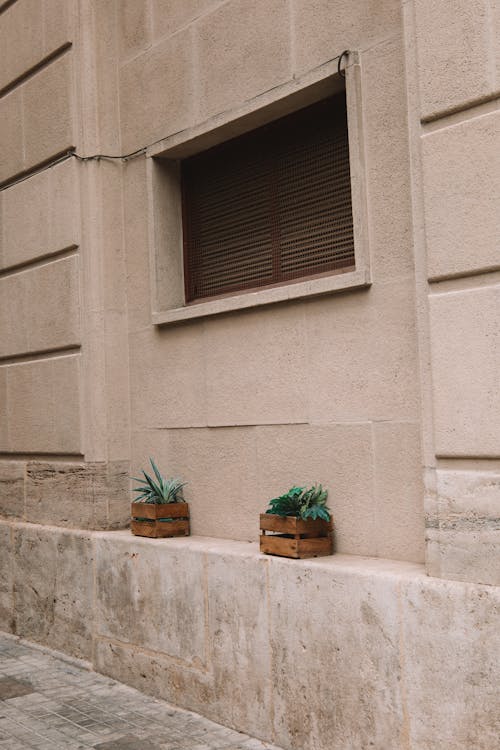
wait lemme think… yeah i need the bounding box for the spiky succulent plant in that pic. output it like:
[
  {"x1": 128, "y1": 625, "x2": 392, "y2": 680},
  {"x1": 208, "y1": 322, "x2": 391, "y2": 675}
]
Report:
[
  {"x1": 132, "y1": 458, "x2": 186, "y2": 504},
  {"x1": 266, "y1": 484, "x2": 330, "y2": 521}
]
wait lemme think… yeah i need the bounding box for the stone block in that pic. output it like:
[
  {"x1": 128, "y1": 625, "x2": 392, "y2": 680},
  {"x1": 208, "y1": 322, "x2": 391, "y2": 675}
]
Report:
[
  {"x1": 24, "y1": 256, "x2": 81, "y2": 352},
  {"x1": 131, "y1": 425, "x2": 259, "y2": 542},
  {"x1": 118, "y1": 0, "x2": 152, "y2": 59},
  {"x1": 0, "y1": 256, "x2": 80, "y2": 357},
  {"x1": 93, "y1": 636, "x2": 214, "y2": 716},
  {"x1": 255, "y1": 422, "x2": 376, "y2": 556},
  {"x1": 0, "y1": 369, "x2": 7, "y2": 449},
  {"x1": 1, "y1": 168, "x2": 50, "y2": 269},
  {"x1": 204, "y1": 303, "x2": 308, "y2": 427},
  {"x1": 0, "y1": 0, "x2": 44, "y2": 92},
  {"x1": 269, "y1": 555, "x2": 405, "y2": 750},
  {"x1": 22, "y1": 53, "x2": 75, "y2": 171},
  {"x1": 0, "y1": 273, "x2": 28, "y2": 357},
  {"x1": 306, "y1": 279, "x2": 420, "y2": 423},
  {"x1": 426, "y1": 469, "x2": 500, "y2": 585},
  {"x1": 48, "y1": 158, "x2": 80, "y2": 254},
  {"x1": 361, "y1": 36, "x2": 414, "y2": 282},
  {"x1": 414, "y1": 0, "x2": 496, "y2": 119},
  {"x1": 423, "y1": 110, "x2": 500, "y2": 279},
  {"x1": 430, "y1": 286, "x2": 500, "y2": 456},
  {"x1": 6, "y1": 355, "x2": 81, "y2": 454},
  {"x1": 94, "y1": 534, "x2": 206, "y2": 663},
  {"x1": 0, "y1": 461, "x2": 25, "y2": 519},
  {"x1": 122, "y1": 159, "x2": 151, "y2": 330},
  {"x1": 25, "y1": 460, "x2": 129, "y2": 529},
  {"x1": 206, "y1": 548, "x2": 271, "y2": 737},
  {"x1": 0, "y1": 90, "x2": 23, "y2": 183},
  {"x1": 401, "y1": 576, "x2": 500, "y2": 749},
  {"x1": 129, "y1": 325, "x2": 206, "y2": 430},
  {"x1": 12, "y1": 523, "x2": 93, "y2": 659},
  {"x1": 1, "y1": 158, "x2": 80, "y2": 271},
  {"x1": 373, "y1": 422, "x2": 425, "y2": 563},
  {"x1": 152, "y1": 0, "x2": 219, "y2": 40},
  {"x1": 0, "y1": 524, "x2": 14, "y2": 632},
  {"x1": 292, "y1": 0, "x2": 401, "y2": 74},
  {"x1": 42, "y1": 0, "x2": 76, "y2": 54},
  {"x1": 196, "y1": 0, "x2": 291, "y2": 120},
  {"x1": 119, "y1": 29, "x2": 195, "y2": 153}
]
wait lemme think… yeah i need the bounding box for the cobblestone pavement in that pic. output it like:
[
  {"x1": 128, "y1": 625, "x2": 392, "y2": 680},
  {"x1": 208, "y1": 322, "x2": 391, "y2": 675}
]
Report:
[{"x1": 0, "y1": 635, "x2": 282, "y2": 750}]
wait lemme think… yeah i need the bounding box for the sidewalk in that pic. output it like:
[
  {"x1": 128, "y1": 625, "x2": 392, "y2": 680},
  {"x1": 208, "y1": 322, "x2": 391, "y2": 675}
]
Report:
[{"x1": 0, "y1": 635, "x2": 282, "y2": 750}]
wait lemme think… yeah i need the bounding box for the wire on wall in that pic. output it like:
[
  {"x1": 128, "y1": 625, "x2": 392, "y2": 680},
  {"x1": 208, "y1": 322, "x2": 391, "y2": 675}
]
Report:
[{"x1": 0, "y1": 50, "x2": 353, "y2": 193}]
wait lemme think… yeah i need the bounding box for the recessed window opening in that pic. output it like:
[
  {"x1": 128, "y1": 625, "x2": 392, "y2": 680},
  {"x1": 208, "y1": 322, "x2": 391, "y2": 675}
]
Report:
[{"x1": 181, "y1": 90, "x2": 354, "y2": 303}]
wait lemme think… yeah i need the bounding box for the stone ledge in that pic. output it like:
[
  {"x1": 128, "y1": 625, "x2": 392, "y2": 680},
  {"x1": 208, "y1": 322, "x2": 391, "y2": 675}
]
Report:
[{"x1": 0, "y1": 522, "x2": 499, "y2": 750}]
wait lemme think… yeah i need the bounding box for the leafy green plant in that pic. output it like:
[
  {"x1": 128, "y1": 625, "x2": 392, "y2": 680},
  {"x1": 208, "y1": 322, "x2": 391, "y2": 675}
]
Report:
[
  {"x1": 132, "y1": 458, "x2": 186, "y2": 504},
  {"x1": 266, "y1": 484, "x2": 331, "y2": 521}
]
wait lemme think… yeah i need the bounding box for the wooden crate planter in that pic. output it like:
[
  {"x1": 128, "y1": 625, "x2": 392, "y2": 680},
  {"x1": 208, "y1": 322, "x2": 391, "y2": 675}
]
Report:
[
  {"x1": 131, "y1": 502, "x2": 190, "y2": 538},
  {"x1": 260, "y1": 514, "x2": 333, "y2": 559}
]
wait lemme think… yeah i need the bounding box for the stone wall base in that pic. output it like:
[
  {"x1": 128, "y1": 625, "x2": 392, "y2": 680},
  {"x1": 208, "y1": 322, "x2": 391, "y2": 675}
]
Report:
[{"x1": 0, "y1": 521, "x2": 499, "y2": 750}]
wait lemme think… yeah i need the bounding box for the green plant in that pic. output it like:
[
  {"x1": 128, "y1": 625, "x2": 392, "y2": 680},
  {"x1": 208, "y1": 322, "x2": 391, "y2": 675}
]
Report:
[
  {"x1": 265, "y1": 484, "x2": 331, "y2": 521},
  {"x1": 132, "y1": 458, "x2": 186, "y2": 504}
]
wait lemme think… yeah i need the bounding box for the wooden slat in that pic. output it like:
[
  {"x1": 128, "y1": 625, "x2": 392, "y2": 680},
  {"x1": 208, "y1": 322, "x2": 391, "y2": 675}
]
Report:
[
  {"x1": 130, "y1": 519, "x2": 190, "y2": 538},
  {"x1": 131, "y1": 502, "x2": 189, "y2": 520},
  {"x1": 260, "y1": 534, "x2": 333, "y2": 559},
  {"x1": 260, "y1": 513, "x2": 332, "y2": 535}
]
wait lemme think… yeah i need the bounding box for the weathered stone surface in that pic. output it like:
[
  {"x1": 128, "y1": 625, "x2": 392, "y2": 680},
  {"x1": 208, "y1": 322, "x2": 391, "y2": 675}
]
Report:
[
  {"x1": 430, "y1": 286, "x2": 500, "y2": 457},
  {"x1": 152, "y1": 0, "x2": 218, "y2": 40},
  {"x1": 361, "y1": 36, "x2": 414, "y2": 283},
  {"x1": 6, "y1": 355, "x2": 81, "y2": 454},
  {"x1": 204, "y1": 303, "x2": 308, "y2": 427},
  {"x1": 25, "y1": 460, "x2": 130, "y2": 529},
  {"x1": 118, "y1": 0, "x2": 152, "y2": 59},
  {"x1": 401, "y1": 576, "x2": 500, "y2": 749},
  {"x1": 206, "y1": 547, "x2": 271, "y2": 738},
  {"x1": 22, "y1": 53, "x2": 75, "y2": 170},
  {"x1": 196, "y1": 0, "x2": 291, "y2": 120},
  {"x1": 0, "y1": 256, "x2": 81, "y2": 357},
  {"x1": 1, "y1": 528, "x2": 500, "y2": 749},
  {"x1": 0, "y1": 524, "x2": 14, "y2": 632},
  {"x1": 12, "y1": 523, "x2": 93, "y2": 659},
  {"x1": 0, "y1": 461, "x2": 25, "y2": 519},
  {"x1": 0, "y1": 0, "x2": 44, "y2": 92},
  {"x1": 426, "y1": 469, "x2": 500, "y2": 585},
  {"x1": 0, "y1": 369, "x2": 7, "y2": 449},
  {"x1": 372, "y1": 421, "x2": 425, "y2": 563},
  {"x1": 270, "y1": 555, "x2": 405, "y2": 750},
  {"x1": 119, "y1": 29, "x2": 195, "y2": 153},
  {"x1": 306, "y1": 279, "x2": 420, "y2": 424},
  {"x1": 292, "y1": 0, "x2": 401, "y2": 74},
  {"x1": 0, "y1": 90, "x2": 23, "y2": 183},
  {"x1": 413, "y1": 0, "x2": 496, "y2": 119},
  {"x1": 94, "y1": 534, "x2": 206, "y2": 663},
  {"x1": 423, "y1": 110, "x2": 500, "y2": 279}
]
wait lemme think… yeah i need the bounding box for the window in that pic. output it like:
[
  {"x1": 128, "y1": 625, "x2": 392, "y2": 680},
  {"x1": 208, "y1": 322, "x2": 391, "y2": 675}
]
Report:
[
  {"x1": 181, "y1": 92, "x2": 354, "y2": 303},
  {"x1": 148, "y1": 57, "x2": 370, "y2": 325}
]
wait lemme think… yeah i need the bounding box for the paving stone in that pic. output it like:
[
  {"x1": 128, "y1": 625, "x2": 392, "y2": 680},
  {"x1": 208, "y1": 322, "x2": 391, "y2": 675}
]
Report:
[
  {"x1": 0, "y1": 635, "x2": 285, "y2": 750},
  {"x1": 0, "y1": 678, "x2": 34, "y2": 700}
]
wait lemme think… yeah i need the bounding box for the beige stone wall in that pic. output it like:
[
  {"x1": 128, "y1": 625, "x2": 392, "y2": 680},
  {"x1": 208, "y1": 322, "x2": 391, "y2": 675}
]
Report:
[
  {"x1": 402, "y1": 0, "x2": 500, "y2": 584},
  {"x1": 1, "y1": 1, "x2": 498, "y2": 570},
  {"x1": 0, "y1": 0, "x2": 130, "y2": 528},
  {"x1": 118, "y1": 0, "x2": 425, "y2": 561}
]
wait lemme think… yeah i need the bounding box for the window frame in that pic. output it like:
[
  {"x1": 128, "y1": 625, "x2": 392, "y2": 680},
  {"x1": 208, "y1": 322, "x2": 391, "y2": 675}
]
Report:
[{"x1": 147, "y1": 53, "x2": 370, "y2": 326}]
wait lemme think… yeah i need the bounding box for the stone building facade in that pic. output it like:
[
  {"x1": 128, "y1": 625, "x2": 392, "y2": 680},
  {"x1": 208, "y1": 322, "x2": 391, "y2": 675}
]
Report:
[{"x1": 0, "y1": 1, "x2": 499, "y2": 748}]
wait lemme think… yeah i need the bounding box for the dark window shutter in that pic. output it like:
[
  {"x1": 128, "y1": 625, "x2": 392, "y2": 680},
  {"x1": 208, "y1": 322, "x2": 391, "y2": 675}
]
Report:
[{"x1": 182, "y1": 92, "x2": 354, "y2": 303}]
